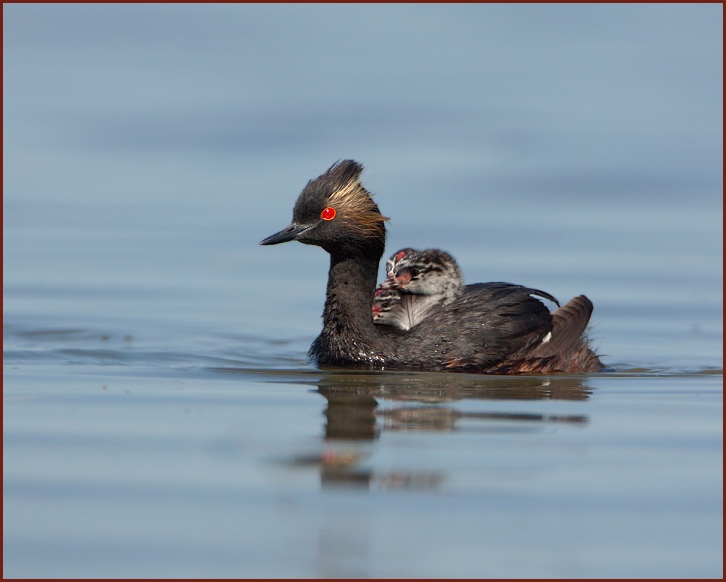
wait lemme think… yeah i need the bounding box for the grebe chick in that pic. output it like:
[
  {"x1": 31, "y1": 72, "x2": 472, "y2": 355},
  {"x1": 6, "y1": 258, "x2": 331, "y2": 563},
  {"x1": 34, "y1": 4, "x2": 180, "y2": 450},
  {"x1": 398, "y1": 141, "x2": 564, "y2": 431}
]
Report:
[
  {"x1": 371, "y1": 287, "x2": 404, "y2": 327},
  {"x1": 372, "y1": 248, "x2": 464, "y2": 330},
  {"x1": 260, "y1": 160, "x2": 604, "y2": 374}
]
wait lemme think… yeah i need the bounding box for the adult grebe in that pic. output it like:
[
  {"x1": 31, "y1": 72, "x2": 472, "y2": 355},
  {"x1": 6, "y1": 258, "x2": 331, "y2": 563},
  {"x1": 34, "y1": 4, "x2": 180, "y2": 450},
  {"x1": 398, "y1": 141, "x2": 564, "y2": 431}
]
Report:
[{"x1": 260, "y1": 160, "x2": 603, "y2": 373}]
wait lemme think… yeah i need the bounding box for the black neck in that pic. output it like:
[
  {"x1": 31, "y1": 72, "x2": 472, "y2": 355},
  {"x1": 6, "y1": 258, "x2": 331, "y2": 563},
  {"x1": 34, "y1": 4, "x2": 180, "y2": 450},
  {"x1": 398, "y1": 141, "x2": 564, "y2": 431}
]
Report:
[
  {"x1": 323, "y1": 251, "x2": 380, "y2": 331},
  {"x1": 314, "y1": 242, "x2": 388, "y2": 365}
]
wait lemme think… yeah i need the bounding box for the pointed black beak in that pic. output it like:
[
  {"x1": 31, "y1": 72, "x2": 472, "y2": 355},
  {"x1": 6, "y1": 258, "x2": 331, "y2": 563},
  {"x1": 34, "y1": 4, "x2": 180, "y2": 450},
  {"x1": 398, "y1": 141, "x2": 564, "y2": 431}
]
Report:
[{"x1": 259, "y1": 222, "x2": 314, "y2": 245}]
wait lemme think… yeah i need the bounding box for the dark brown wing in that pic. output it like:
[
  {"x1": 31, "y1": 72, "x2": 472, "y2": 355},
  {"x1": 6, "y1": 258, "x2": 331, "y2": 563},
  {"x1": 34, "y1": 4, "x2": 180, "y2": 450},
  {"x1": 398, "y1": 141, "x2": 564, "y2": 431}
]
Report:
[
  {"x1": 532, "y1": 295, "x2": 593, "y2": 358},
  {"x1": 400, "y1": 282, "x2": 555, "y2": 371},
  {"x1": 488, "y1": 295, "x2": 603, "y2": 374}
]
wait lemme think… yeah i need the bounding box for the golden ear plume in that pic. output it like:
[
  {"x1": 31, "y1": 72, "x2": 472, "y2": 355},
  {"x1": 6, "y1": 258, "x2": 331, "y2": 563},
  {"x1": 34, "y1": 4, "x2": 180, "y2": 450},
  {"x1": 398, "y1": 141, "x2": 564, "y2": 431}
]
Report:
[{"x1": 328, "y1": 176, "x2": 389, "y2": 239}]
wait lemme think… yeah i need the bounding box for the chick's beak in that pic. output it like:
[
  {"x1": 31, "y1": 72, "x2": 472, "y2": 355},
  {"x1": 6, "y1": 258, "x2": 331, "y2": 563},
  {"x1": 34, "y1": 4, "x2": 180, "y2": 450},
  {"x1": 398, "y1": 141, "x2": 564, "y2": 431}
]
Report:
[{"x1": 259, "y1": 222, "x2": 314, "y2": 245}]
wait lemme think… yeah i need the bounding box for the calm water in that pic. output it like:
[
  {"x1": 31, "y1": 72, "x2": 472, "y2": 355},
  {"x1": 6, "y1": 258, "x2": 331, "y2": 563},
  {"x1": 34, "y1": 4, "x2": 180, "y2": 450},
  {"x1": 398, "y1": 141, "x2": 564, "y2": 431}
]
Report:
[{"x1": 3, "y1": 4, "x2": 723, "y2": 578}]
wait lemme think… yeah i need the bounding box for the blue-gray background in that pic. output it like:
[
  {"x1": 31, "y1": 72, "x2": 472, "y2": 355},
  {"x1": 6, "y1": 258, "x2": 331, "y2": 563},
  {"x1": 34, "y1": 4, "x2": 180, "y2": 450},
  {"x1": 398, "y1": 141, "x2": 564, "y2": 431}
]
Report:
[{"x1": 3, "y1": 4, "x2": 723, "y2": 578}]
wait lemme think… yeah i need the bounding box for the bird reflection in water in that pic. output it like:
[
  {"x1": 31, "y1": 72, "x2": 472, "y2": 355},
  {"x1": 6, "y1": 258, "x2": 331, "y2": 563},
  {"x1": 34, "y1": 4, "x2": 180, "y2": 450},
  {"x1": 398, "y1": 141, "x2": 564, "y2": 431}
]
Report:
[{"x1": 298, "y1": 372, "x2": 592, "y2": 490}]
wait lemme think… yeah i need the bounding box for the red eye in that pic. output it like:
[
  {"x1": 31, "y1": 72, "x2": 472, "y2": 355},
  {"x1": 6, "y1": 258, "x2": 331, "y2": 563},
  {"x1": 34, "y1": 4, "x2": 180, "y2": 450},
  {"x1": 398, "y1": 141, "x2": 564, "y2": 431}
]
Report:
[{"x1": 320, "y1": 207, "x2": 336, "y2": 220}]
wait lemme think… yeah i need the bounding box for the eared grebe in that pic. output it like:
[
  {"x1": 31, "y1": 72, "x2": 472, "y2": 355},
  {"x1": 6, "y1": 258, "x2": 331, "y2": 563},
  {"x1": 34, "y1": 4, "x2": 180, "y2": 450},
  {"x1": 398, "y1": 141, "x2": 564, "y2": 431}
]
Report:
[
  {"x1": 372, "y1": 248, "x2": 465, "y2": 330},
  {"x1": 260, "y1": 160, "x2": 604, "y2": 373}
]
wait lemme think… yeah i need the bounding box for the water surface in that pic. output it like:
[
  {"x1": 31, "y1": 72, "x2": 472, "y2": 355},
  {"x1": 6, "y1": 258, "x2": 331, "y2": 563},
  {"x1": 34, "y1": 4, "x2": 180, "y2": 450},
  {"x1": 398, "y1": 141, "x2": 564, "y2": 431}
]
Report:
[{"x1": 3, "y1": 4, "x2": 723, "y2": 578}]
